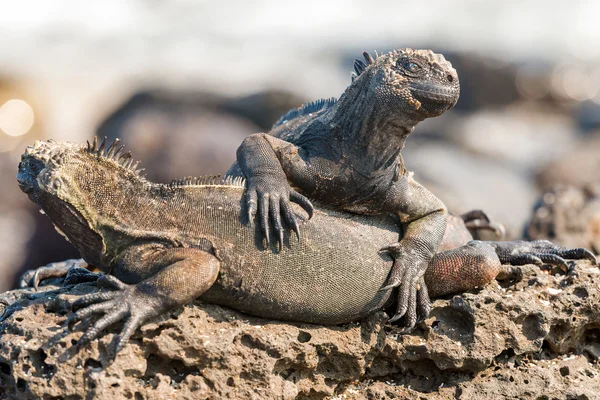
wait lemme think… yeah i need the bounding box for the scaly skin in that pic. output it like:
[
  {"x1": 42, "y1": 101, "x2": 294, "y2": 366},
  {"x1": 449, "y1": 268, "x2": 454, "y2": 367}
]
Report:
[
  {"x1": 229, "y1": 48, "x2": 461, "y2": 325},
  {"x1": 16, "y1": 139, "x2": 596, "y2": 353}
]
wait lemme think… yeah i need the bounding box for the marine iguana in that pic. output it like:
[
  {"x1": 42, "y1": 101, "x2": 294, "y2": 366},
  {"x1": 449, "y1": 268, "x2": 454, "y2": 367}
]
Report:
[
  {"x1": 16, "y1": 139, "x2": 596, "y2": 353},
  {"x1": 228, "y1": 48, "x2": 464, "y2": 325}
]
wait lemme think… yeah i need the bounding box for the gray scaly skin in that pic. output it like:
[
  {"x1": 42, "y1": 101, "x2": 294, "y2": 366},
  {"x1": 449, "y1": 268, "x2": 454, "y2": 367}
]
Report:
[
  {"x1": 16, "y1": 139, "x2": 596, "y2": 353},
  {"x1": 229, "y1": 48, "x2": 462, "y2": 326}
]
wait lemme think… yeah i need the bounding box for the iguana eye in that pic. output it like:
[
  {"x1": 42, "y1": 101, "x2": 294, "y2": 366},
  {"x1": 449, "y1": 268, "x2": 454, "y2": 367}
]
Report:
[
  {"x1": 406, "y1": 62, "x2": 421, "y2": 72},
  {"x1": 397, "y1": 58, "x2": 423, "y2": 74}
]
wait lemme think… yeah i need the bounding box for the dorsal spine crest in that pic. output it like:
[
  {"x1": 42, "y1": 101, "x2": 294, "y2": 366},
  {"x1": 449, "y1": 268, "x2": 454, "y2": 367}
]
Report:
[
  {"x1": 273, "y1": 97, "x2": 337, "y2": 127},
  {"x1": 169, "y1": 175, "x2": 246, "y2": 188},
  {"x1": 85, "y1": 137, "x2": 145, "y2": 175}
]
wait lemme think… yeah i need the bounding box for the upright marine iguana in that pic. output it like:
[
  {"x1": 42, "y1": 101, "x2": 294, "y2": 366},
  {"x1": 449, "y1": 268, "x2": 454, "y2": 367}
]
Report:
[
  {"x1": 16, "y1": 139, "x2": 596, "y2": 353},
  {"x1": 228, "y1": 48, "x2": 467, "y2": 325}
]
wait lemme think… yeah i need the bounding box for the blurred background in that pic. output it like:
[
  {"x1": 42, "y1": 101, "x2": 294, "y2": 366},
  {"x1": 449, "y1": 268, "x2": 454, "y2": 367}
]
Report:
[{"x1": 1, "y1": 0, "x2": 599, "y2": 291}]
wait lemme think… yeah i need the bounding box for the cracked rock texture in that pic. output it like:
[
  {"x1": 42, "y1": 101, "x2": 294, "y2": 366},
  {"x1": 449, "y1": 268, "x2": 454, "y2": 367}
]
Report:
[{"x1": 0, "y1": 260, "x2": 598, "y2": 399}]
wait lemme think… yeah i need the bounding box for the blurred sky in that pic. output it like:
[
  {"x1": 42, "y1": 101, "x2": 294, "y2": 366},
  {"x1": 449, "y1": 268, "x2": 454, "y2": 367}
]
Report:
[{"x1": 0, "y1": 0, "x2": 600, "y2": 142}]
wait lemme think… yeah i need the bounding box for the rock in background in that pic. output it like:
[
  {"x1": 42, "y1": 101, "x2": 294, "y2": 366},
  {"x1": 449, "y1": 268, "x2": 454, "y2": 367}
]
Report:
[{"x1": 525, "y1": 184, "x2": 600, "y2": 253}]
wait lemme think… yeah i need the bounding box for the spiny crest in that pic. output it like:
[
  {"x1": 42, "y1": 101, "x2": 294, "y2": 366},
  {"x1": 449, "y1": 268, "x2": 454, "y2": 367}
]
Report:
[
  {"x1": 169, "y1": 175, "x2": 246, "y2": 188},
  {"x1": 24, "y1": 140, "x2": 82, "y2": 166},
  {"x1": 85, "y1": 137, "x2": 145, "y2": 175},
  {"x1": 351, "y1": 51, "x2": 377, "y2": 81},
  {"x1": 273, "y1": 97, "x2": 337, "y2": 127}
]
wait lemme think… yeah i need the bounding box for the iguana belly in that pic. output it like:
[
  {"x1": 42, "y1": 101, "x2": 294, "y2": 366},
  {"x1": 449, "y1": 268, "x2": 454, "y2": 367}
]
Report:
[{"x1": 200, "y1": 208, "x2": 398, "y2": 324}]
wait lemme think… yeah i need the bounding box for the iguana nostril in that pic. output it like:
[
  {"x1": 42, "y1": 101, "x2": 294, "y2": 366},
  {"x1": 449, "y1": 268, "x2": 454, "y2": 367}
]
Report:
[{"x1": 447, "y1": 74, "x2": 454, "y2": 82}]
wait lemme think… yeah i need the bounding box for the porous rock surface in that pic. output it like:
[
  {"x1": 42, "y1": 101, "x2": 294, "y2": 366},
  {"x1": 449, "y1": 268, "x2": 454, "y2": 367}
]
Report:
[{"x1": 0, "y1": 261, "x2": 598, "y2": 399}]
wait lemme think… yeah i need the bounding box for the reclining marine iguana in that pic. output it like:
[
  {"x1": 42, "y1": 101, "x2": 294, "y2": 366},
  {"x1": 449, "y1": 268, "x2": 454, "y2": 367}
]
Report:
[
  {"x1": 15, "y1": 139, "x2": 596, "y2": 353},
  {"x1": 228, "y1": 48, "x2": 481, "y2": 326}
]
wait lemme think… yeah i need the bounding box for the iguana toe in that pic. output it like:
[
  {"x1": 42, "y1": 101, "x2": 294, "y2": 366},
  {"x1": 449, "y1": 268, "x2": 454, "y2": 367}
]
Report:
[
  {"x1": 556, "y1": 248, "x2": 597, "y2": 265},
  {"x1": 115, "y1": 315, "x2": 143, "y2": 353},
  {"x1": 246, "y1": 191, "x2": 258, "y2": 227},
  {"x1": 72, "y1": 291, "x2": 120, "y2": 311},
  {"x1": 68, "y1": 297, "x2": 119, "y2": 330},
  {"x1": 259, "y1": 193, "x2": 271, "y2": 247},
  {"x1": 281, "y1": 201, "x2": 301, "y2": 242},
  {"x1": 416, "y1": 278, "x2": 431, "y2": 321},
  {"x1": 537, "y1": 254, "x2": 569, "y2": 272},
  {"x1": 290, "y1": 190, "x2": 314, "y2": 220},
  {"x1": 78, "y1": 304, "x2": 128, "y2": 346},
  {"x1": 268, "y1": 195, "x2": 285, "y2": 250},
  {"x1": 506, "y1": 254, "x2": 544, "y2": 266}
]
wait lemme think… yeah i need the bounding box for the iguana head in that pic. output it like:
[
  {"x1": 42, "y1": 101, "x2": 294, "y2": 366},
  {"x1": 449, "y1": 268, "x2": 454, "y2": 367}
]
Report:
[
  {"x1": 17, "y1": 138, "x2": 144, "y2": 266},
  {"x1": 18, "y1": 138, "x2": 142, "y2": 203},
  {"x1": 350, "y1": 48, "x2": 459, "y2": 118}
]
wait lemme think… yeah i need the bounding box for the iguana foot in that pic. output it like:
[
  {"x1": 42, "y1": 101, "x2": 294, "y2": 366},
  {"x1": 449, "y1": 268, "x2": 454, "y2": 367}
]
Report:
[
  {"x1": 487, "y1": 240, "x2": 597, "y2": 272},
  {"x1": 246, "y1": 174, "x2": 313, "y2": 250},
  {"x1": 379, "y1": 243, "x2": 431, "y2": 327},
  {"x1": 19, "y1": 258, "x2": 89, "y2": 290},
  {"x1": 461, "y1": 210, "x2": 506, "y2": 239},
  {"x1": 68, "y1": 275, "x2": 162, "y2": 353}
]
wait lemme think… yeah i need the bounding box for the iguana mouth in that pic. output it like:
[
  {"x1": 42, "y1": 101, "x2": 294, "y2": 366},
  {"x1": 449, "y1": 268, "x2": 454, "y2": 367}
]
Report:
[{"x1": 409, "y1": 83, "x2": 458, "y2": 102}]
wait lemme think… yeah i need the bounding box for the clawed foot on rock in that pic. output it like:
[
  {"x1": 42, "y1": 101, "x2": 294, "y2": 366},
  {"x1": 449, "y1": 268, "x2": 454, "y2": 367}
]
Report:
[
  {"x1": 19, "y1": 259, "x2": 98, "y2": 290},
  {"x1": 488, "y1": 240, "x2": 597, "y2": 272},
  {"x1": 379, "y1": 242, "x2": 431, "y2": 329},
  {"x1": 67, "y1": 275, "x2": 163, "y2": 353}
]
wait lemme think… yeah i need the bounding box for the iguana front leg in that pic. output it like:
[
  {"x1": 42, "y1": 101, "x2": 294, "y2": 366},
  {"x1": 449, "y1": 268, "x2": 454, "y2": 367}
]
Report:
[
  {"x1": 234, "y1": 133, "x2": 314, "y2": 248},
  {"x1": 380, "y1": 173, "x2": 448, "y2": 327},
  {"x1": 68, "y1": 247, "x2": 219, "y2": 352}
]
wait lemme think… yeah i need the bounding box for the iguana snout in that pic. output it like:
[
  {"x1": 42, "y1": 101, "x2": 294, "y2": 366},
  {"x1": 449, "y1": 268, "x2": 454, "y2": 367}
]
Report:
[{"x1": 17, "y1": 156, "x2": 44, "y2": 195}]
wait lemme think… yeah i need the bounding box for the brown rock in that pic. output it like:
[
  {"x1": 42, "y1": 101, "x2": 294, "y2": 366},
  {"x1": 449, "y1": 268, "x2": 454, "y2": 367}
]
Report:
[{"x1": 0, "y1": 260, "x2": 598, "y2": 399}]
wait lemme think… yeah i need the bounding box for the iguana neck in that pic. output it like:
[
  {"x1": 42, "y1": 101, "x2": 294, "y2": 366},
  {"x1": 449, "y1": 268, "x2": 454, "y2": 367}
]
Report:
[
  {"x1": 39, "y1": 193, "x2": 106, "y2": 268},
  {"x1": 330, "y1": 80, "x2": 423, "y2": 174}
]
